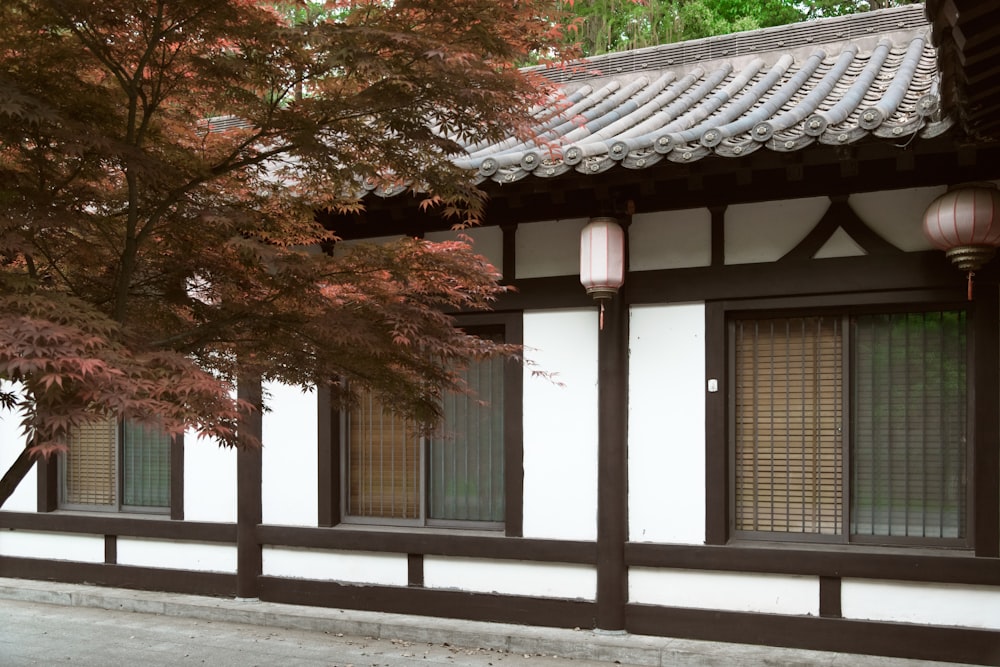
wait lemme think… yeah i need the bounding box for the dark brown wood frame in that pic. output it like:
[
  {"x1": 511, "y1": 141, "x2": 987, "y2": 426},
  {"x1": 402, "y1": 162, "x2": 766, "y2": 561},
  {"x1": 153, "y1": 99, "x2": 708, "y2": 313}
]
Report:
[
  {"x1": 704, "y1": 286, "x2": 999, "y2": 557},
  {"x1": 34, "y1": 432, "x2": 185, "y2": 520}
]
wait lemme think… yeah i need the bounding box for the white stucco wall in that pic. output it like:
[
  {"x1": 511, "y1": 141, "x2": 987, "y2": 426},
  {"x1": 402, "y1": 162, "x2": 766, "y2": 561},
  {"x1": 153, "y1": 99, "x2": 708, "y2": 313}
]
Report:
[
  {"x1": 0, "y1": 530, "x2": 104, "y2": 563},
  {"x1": 628, "y1": 304, "x2": 706, "y2": 545},
  {"x1": 261, "y1": 382, "x2": 318, "y2": 527},
  {"x1": 522, "y1": 309, "x2": 599, "y2": 541},
  {"x1": 262, "y1": 547, "x2": 408, "y2": 586},
  {"x1": 333, "y1": 234, "x2": 406, "y2": 256},
  {"x1": 630, "y1": 568, "x2": 818, "y2": 615},
  {"x1": 725, "y1": 196, "x2": 828, "y2": 264},
  {"x1": 630, "y1": 208, "x2": 712, "y2": 271},
  {"x1": 425, "y1": 556, "x2": 596, "y2": 600},
  {"x1": 117, "y1": 538, "x2": 237, "y2": 573},
  {"x1": 0, "y1": 384, "x2": 35, "y2": 512},
  {"x1": 183, "y1": 430, "x2": 237, "y2": 524},
  {"x1": 425, "y1": 226, "x2": 504, "y2": 280},
  {"x1": 842, "y1": 579, "x2": 1000, "y2": 630},
  {"x1": 516, "y1": 218, "x2": 589, "y2": 279},
  {"x1": 849, "y1": 186, "x2": 946, "y2": 252},
  {"x1": 813, "y1": 227, "x2": 866, "y2": 259}
]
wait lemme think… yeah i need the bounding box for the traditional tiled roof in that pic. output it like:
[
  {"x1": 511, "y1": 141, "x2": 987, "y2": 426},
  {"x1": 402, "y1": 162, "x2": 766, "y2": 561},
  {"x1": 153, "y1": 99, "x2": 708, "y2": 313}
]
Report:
[{"x1": 369, "y1": 4, "x2": 947, "y2": 197}]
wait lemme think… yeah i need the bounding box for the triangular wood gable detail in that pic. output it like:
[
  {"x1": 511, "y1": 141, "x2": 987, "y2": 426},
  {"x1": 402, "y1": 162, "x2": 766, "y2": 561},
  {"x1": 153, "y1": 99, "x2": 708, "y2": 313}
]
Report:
[{"x1": 780, "y1": 196, "x2": 902, "y2": 262}]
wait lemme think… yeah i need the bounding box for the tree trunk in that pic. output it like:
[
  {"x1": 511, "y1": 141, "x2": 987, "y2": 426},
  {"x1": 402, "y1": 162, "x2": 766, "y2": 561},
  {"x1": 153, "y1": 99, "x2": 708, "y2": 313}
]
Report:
[{"x1": 0, "y1": 447, "x2": 36, "y2": 509}]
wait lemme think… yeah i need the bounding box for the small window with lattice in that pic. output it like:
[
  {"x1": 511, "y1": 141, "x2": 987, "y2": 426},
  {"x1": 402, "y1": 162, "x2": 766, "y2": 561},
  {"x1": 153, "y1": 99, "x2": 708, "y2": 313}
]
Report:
[{"x1": 60, "y1": 418, "x2": 172, "y2": 513}]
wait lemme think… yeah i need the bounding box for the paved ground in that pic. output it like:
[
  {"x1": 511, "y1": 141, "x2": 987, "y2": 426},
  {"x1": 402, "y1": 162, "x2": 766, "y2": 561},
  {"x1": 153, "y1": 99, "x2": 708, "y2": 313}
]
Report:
[
  {"x1": 0, "y1": 578, "x2": 974, "y2": 667},
  {"x1": 2, "y1": 598, "x2": 619, "y2": 667}
]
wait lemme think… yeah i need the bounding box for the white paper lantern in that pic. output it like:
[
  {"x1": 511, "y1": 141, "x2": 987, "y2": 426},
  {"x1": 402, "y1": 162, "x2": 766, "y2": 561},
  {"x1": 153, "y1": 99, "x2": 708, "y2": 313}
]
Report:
[
  {"x1": 923, "y1": 183, "x2": 1000, "y2": 298},
  {"x1": 580, "y1": 217, "x2": 625, "y2": 301}
]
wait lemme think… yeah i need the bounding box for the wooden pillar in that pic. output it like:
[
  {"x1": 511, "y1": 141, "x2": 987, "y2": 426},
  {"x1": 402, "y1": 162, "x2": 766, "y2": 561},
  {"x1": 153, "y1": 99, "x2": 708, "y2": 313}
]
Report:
[
  {"x1": 317, "y1": 385, "x2": 340, "y2": 527},
  {"x1": 973, "y1": 283, "x2": 999, "y2": 557},
  {"x1": 595, "y1": 218, "x2": 629, "y2": 632},
  {"x1": 236, "y1": 376, "x2": 263, "y2": 599}
]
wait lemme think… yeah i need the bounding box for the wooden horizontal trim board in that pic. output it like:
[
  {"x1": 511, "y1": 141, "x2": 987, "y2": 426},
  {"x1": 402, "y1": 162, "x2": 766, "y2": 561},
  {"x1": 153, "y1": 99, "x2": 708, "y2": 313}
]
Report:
[
  {"x1": 0, "y1": 511, "x2": 237, "y2": 543},
  {"x1": 258, "y1": 576, "x2": 597, "y2": 629},
  {"x1": 0, "y1": 557, "x2": 236, "y2": 597},
  {"x1": 496, "y1": 252, "x2": 981, "y2": 312},
  {"x1": 626, "y1": 604, "x2": 1000, "y2": 665},
  {"x1": 255, "y1": 525, "x2": 596, "y2": 564},
  {"x1": 625, "y1": 542, "x2": 1000, "y2": 586}
]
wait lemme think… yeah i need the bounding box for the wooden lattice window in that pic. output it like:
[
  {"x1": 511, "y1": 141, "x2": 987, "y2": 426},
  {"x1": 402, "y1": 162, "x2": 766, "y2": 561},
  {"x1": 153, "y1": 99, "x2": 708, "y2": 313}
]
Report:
[
  {"x1": 60, "y1": 418, "x2": 171, "y2": 512},
  {"x1": 345, "y1": 337, "x2": 506, "y2": 526},
  {"x1": 732, "y1": 309, "x2": 968, "y2": 545}
]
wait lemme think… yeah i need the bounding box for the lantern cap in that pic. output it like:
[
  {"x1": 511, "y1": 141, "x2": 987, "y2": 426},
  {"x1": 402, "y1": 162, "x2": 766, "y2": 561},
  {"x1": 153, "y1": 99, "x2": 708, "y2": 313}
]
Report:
[
  {"x1": 585, "y1": 287, "x2": 618, "y2": 300},
  {"x1": 945, "y1": 245, "x2": 997, "y2": 272}
]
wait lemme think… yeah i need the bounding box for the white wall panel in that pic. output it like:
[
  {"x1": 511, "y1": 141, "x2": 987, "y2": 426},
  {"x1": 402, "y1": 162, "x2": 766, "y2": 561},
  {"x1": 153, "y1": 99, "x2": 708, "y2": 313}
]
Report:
[
  {"x1": 813, "y1": 227, "x2": 866, "y2": 259},
  {"x1": 725, "y1": 197, "x2": 828, "y2": 264},
  {"x1": 630, "y1": 568, "x2": 818, "y2": 615},
  {"x1": 0, "y1": 530, "x2": 104, "y2": 563},
  {"x1": 262, "y1": 547, "x2": 408, "y2": 586},
  {"x1": 628, "y1": 304, "x2": 706, "y2": 545},
  {"x1": 630, "y1": 209, "x2": 711, "y2": 271},
  {"x1": 262, "y1": 381, "x2": 318, "y2": 527},
  {"x1": 0, "y1": 384, "x2": 35, "y2": 511},
  {"x1": 425, "y1": 557, "x2": 596, "y2": 600},
  {"x1": 516, "y1": 218, "x2": 589, "y2": 279},
  {"x1": 849, "y1": 186, "x2": 946, "y2": 252},
  {"x1": 522, "y1": 309, "x2": 599, "y2": 541},
  {"x1": 333, "y1": 235, "x2": 406, "y2": 256},
  {"x1": 843, "y1": 579, "x2": 1000, "y2": 630},
  {"x1": 425, "y1": 227, "x2": 503, "y2": 280},
  {"x1": 117, "y1": 538, "x2": 237, "y2": 573},
  {"x1": 183, "y1": 430, "x2": 237, "y2": 523}
]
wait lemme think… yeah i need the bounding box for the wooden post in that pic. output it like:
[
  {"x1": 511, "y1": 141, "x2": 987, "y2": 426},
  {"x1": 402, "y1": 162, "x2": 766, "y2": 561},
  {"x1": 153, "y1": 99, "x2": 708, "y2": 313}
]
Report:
[{"x1": 236, "y1": 376, "x2": 263, "y2": 599}]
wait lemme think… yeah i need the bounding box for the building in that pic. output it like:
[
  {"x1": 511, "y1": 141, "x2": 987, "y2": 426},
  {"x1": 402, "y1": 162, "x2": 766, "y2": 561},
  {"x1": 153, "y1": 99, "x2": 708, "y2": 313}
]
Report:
[{"x1": 2, "y1": 3, "x2": 999, "y2": 663}]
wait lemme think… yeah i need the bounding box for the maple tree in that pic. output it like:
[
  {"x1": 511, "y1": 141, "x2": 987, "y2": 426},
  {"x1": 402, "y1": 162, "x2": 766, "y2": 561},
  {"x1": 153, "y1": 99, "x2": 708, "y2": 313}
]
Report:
[{"x1": 0, "y1": 0, "x2": 576, "y2": 504}]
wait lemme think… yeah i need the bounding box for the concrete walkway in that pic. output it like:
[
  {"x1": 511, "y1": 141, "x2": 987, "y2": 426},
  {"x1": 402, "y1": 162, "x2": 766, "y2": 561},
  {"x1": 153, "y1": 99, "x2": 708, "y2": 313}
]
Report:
[{"x1": 0, "y1": 577, "x2": 971, "y2": 666}]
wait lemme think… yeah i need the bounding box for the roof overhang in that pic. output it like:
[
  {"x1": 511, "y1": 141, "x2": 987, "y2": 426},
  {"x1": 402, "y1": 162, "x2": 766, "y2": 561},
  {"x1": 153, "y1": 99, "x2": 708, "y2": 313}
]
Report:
[{"x1": 925, "y1": 0, "x2": 1000, "y2": 141}]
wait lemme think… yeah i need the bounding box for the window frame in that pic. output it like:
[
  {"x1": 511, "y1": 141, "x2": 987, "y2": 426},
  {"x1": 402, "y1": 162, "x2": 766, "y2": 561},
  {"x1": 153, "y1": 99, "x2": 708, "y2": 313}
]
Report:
[
  {"x1": 705, "y1": 288, "x2": 995, "y2": 553},
  {"x1": 56, "y1": 418, "x2": 179, "y2": 515},
  {"x1": 320, "y1": 311, "x2": 524, "y2": 536},
  {"x1": 39, "y1": 422, "x2": 184, "y2": 519},
  {"x1": 728, "y1": 305, "x2": 972, "y2": 548}
]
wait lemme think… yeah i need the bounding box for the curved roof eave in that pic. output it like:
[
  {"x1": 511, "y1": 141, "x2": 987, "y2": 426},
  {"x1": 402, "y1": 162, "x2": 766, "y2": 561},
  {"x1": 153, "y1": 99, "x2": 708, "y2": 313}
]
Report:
[{"x1": 373, "y1": 3, "x2": 953, "y2": 198}]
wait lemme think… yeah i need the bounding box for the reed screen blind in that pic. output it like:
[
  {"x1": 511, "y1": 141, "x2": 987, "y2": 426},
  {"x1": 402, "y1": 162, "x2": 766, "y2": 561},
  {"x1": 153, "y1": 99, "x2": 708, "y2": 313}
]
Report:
[
  {"x1": 347, "y1": 393, "x2": 422, "y2": 519},
  {"x1": 733, "y1": 309, "x2": 968, "y2": 544},
  {"x1": 346, "y1": 353, "x2": 505, "y2": 524},
  {"x1": 734, "y1": 317, "x2": 844, "y2": 535},
  {"x1": 63, "y1": 417, "x2": 118, "y2": 507}
]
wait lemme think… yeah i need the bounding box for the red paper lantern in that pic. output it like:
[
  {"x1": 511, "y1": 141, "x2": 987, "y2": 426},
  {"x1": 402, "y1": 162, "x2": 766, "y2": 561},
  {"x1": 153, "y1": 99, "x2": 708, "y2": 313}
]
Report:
[{"x1": 922, "y1": 183, "x2": 1000, "y2": 299}]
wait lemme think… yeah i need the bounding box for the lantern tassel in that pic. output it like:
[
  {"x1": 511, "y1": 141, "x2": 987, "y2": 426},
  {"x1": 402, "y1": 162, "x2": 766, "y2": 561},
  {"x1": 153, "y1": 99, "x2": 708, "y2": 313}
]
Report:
[{"x1": 968, "y1": 271, "x2": 975, "y2": 301}]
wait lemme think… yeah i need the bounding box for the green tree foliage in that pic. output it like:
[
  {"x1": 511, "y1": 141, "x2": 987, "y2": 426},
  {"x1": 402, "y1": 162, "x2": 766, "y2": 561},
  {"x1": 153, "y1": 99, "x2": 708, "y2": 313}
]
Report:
[
  {"x1": 0, "y1": 0, "x2": 575, "y2": 467},
  {"x1": 804, "y1": 0, "x2": 920, "y2": 20},
  {"x1": 563, "y1": 0, "x2": 920, "y2": 55}
]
